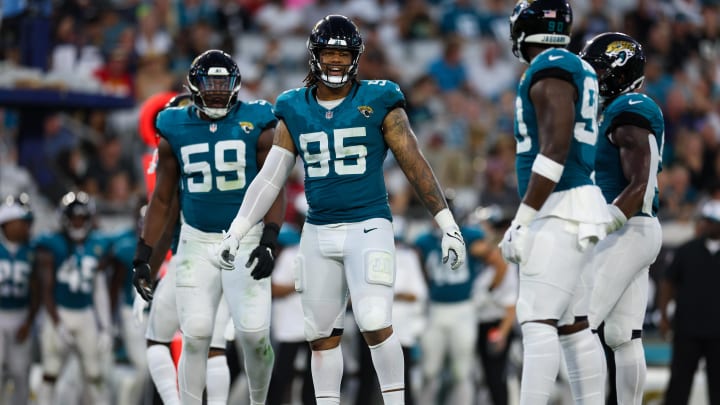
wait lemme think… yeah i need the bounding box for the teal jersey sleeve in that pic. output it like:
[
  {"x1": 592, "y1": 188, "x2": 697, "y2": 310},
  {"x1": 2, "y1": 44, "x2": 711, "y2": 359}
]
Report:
[
  {"x1": 274, "y1": 80, "x2": 404, "y2": 225},
  {"x1": 514, "y1": 48, "x2": 600, "y2": 197},
  {"x1": 0, "y1": 240, "x2": 33, "y2": 309},
  {"x1": 596, "y1": 92, "x2": 665, "y2": 217},
  {"x1": 156, "y1": 100, "x2": 276, "y2": 233}
]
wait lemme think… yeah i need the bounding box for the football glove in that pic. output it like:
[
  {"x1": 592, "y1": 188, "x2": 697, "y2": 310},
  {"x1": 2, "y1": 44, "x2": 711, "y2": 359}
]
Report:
[
  {"x1": 217, "y1": 230, "x2": 241, "y2": 271},
  {"x1": 606, "y1": 204, "x2": 628, "y2": 234},
  {"x1": 247, "y1": 223, "x2": 280, "y2": 280},
  {"x1": 499, "y1": 203, "x2": 538, "y2": 264},
  {"x1": 441, "y1": 227, "x2": 466, "y2": 270},
  {"x1": 132, "y1": 239, "x2": 154, "y2": 302}
]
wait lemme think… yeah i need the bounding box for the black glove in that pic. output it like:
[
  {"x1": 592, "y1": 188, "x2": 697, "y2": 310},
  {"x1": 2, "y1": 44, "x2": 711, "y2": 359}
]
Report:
[
  {"x1": 132, "y1": 239, "x2": 154, "y2": 302},
  {"x1": 247, "y1": 223, "x2": 280, "y2": 280}
]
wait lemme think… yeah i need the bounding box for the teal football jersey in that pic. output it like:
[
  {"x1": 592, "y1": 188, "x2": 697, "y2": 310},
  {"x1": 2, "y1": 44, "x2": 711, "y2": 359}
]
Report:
[
  {"x1": 0, "y1": 240, "x2": 33, "y2": 309},
  {"x1": 35, "y1": 232, "x2": 112, "y2": 309},
  {"x1": 596, "y1": 93, "x2": 665, "y2": 217},
  {"x1": 156, "y1": 100, "x2": 277, "y2": 232},
  {"x1": 514, "y1": 48, "x2": 600, "y2": 197},
  {"x1": 274, "y1": 80, "x2": 404, "y2": 225},
  {"x1": 414, "y1": 226, "x2": 485, "y2": 303}
]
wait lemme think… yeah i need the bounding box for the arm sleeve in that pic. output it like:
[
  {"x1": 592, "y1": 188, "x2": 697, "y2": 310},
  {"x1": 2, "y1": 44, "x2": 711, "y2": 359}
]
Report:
[{"x1": 229, "y1": 145, "x2": 296, "y2": 237}]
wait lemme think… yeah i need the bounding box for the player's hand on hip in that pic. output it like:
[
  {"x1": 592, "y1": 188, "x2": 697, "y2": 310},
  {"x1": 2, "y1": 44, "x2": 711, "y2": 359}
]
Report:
[
  {"x1": 132, "y1": 261, "x2": 154, "y2": 302},
  {"x1": 246, "y1": 223, "x2": 280, "y2": 280},
  {"x1": 442, "y1": 228, "x2": 466, "y2": 270},
  {"x1": 217, "y1": 230, "x2": 240, "y2": 271},
  {"x1": 606, "y1": 203, "x2": 628, "y2": 234}
]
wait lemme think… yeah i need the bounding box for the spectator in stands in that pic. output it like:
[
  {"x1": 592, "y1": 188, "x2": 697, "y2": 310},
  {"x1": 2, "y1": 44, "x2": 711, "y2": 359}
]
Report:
[
  {"x1": 659, "y1": 198, "x2": 720, "y2": 405},
  {"x1": 396, "y1": 0, "x2": 438, "y2": 40},
  {"x1": 438, "y1": 0, "x2": 482, "y2": 39},
  {"x1": 426, "y1": 36, "x2": 472, "y2": 94},
  {"x1": 84, "y1": 134, "x2": 138, "y2": 203}
]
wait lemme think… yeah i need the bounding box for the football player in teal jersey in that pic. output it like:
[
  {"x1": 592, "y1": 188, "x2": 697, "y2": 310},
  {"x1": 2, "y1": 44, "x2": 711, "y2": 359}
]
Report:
[
  {"x1": 580, "y1": 32, "x2": 664, "y2": 405},
  {"x1": 36, "y1": 191, "x2": 113, "y2": 405},
  {"x1": 219, "y1": 15, "x2": 466, "y2": 405},
  {"x1": 132, "y1": 50, "x2": 284, "y2": 405},
  {"x1": 414, "y1": 202, "x2": 505, "y2": 405},
  {"x1": 503, "y1": 1, "x2": 610, "y2": 403},
  {"x1": 0, "y1": 194, "x2": 39, "y2": 405}
]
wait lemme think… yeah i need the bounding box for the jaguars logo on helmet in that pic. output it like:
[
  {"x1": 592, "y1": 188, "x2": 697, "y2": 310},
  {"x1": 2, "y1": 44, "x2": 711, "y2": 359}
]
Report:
[{"x1": 580, "y1": 32, "x2": 646, "y2": 104}]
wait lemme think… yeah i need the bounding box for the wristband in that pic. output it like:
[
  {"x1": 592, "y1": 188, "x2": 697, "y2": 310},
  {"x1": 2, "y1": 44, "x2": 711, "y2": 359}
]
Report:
[
  {"x1": 531, "y1": 154, "x2": 564, "y2": 183},
  {"x1": 260, "y1": 223, "x2": 280, "y2": 248},
  {"x1": 133, "y1": 239, "x2": 153, "y2": 265},
  {"x1": 514, "y1": 203, "x2": 538, "y2": 227},
  {"x1": 434, "y1": 208, "x2": 459, "y2": 233}
]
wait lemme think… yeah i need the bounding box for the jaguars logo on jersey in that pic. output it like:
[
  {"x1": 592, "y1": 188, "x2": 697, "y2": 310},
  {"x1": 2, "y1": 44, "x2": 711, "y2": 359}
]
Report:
[
  {"x1": 358, "y1": 106, "x2": 374, "y2": 118},
  {"x1": 239, "y1": 121, "x2": 255, "y2": 134},
  {"x1": 605, "y1": 41, "x2": 637, "y2": 67}
]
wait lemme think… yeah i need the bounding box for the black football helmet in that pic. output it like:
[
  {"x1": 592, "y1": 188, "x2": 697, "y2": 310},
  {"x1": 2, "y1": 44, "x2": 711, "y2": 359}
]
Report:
[
  {"x1": 186, "y1": 50, "x2": 241, "y2": 119},
  {"x1": 509, "y1": 0, "x2": 573, "y2": 63},
  {"x1": 579, "y1": 32, "x2": 646, "y2": 104},
  {"x1": 307, "y1": 15, "x2": 364, "y2": 88},
  {"x1": 60, "y1": 191, "x2": 95, "y2": 242}
]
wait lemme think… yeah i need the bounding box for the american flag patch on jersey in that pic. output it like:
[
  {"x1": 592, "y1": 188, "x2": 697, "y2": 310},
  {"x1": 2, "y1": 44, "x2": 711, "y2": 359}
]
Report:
[{"x1": 544, "y1": 10, "x2": 557, "y2": 18}]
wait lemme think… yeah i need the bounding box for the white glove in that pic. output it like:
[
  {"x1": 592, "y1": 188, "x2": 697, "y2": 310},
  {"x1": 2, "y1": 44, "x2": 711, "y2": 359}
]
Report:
[
  {"x1": 132, "y1": 292, "x2": 149, "y2": 326},
  {"x1": 441, "y1": 227, "x2": 466, "y2": 270},
  {"x1": 217, "y1": 230, "x2": 240, "y2": 271},
  {"x1": 435, "y1": 208, "x2": 466, "y2": 270},
  {"x1": 97, "y1": 330, "x2": 113, "y2": 352},
  {"x1": 499, "y1": 203, "x2": 538, "y2": 264},
  {"x1": 606, "y1": 204, "x2": 628, "y2": 234}
]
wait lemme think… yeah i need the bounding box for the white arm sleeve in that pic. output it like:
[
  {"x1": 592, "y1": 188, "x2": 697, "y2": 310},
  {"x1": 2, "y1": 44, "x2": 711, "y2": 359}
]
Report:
[{"x1": 228, "y1": 145, "x2": 296, "y2": 237}]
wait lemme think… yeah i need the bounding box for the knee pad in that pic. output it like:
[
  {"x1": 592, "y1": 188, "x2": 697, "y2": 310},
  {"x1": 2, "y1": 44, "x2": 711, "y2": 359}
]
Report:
[
  {"x1": 602, "y1": 322, "x2": 640, "y2": 350},
  {"x1": 354, "y1": 296, "x2": 391, "y2": 332},
  {"x1": 181, "y1": 314, "x2": 214, "y2": 340}
]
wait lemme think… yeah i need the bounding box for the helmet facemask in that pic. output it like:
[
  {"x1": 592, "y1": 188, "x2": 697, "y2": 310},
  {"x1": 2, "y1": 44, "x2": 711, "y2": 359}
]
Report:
[
  {"x1": 309, "y1": 44, "x2": 363, "y2": 88},
  {"x1": 188, "y1": 70, "x2": 241, "y2": 119}
]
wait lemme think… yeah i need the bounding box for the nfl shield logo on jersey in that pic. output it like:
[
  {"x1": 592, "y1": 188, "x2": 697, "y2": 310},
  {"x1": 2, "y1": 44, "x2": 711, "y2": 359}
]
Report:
[
  {"x1": 325, "y1": 110, "x2": 333, "y2": 120},
  {"x1": 209, "y1": 123, "x2": 217, "y2": 133}
]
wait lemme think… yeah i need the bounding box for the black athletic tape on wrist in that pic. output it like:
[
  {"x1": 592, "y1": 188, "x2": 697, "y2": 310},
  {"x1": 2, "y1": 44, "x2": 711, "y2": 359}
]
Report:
[
  {"x1": 133, "y1": 238, "x2": 153, "y2": 265},
  {"x1": 260, "y1": 223, "x2": 280, "y2": 248}
]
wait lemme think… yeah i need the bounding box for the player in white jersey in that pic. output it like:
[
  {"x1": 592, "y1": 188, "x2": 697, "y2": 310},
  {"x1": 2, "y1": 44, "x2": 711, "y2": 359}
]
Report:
[
  {"x1": 0, "y1": 194, "x2": 38, "y2": 404},
  {"x1": 580, "y1": 32, "x2": 665, "y2": 404},
  {"x1": 218, "y1": 15, "x2": 466, "y2": 405},
  {"x1": 504, "y1": 1, "x2": 610, "y2": 403}
]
